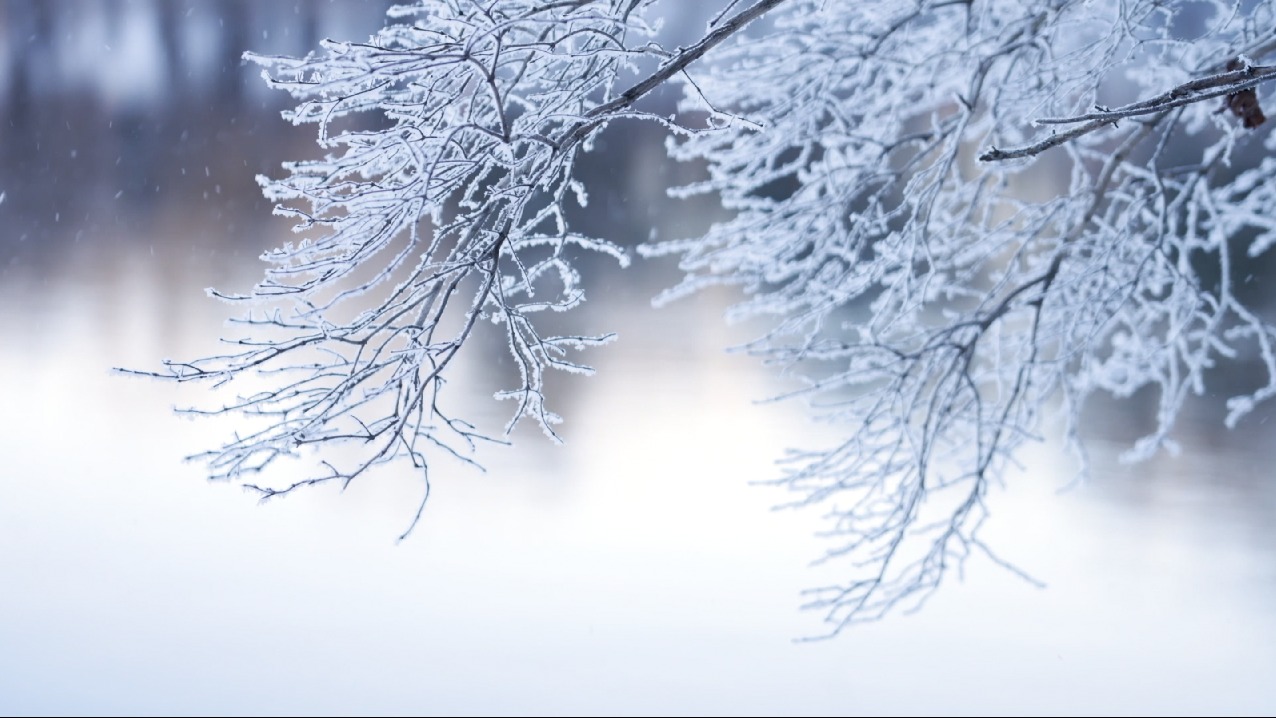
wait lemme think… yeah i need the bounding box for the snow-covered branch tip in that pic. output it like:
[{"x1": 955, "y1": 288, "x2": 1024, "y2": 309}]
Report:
[{"x1": 981, "y1": 61, "x2": 1276, "y2": 162}]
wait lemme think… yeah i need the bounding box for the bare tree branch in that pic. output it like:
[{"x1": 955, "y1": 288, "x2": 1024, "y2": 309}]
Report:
[
  {"x1": 981, "y1": 63, "x2": 1276, "y2": 162},
  {"x1": 134, "y1": 0, "x2": 1276, "y2": 633}
]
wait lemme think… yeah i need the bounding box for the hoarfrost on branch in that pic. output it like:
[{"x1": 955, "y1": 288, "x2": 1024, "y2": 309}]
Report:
[{"x1": 130, "y1": 0, "x2": 1276, "y2": 634}]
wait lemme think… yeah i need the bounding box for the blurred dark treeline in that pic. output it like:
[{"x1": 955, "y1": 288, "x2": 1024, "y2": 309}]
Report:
[{"x1": 0, "y1": 1, "x2": 400, "y2": 275}]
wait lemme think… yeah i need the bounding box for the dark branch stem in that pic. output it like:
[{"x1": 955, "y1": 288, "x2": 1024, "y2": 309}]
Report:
[
  {"x1": 555, "y1": 0, "x2": 789, "y2": 151},
  {"x1": 981, "y1": 64, "x2": 1276, "y2": 162}
]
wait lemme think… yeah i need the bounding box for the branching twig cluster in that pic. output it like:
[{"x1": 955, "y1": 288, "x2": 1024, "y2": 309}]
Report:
[
  {"x1": 133, "y1": 0, "x2": 1276, "y2": 630},
  {"x1": 642, "y1": 0, "x2": 1276, "y2": 634},
  {"x1": 124, "y1": 0, "x2": 788, "y2": 536}
]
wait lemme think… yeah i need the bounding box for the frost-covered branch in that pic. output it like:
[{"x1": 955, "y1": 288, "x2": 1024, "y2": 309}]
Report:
[
  {"x1": 641, "y1": 0, "x2": 1276, "y2": 634},
  {"x1": 124, "y1": 0, "x2": 789, "y2": 536},
  {"x1": 981, "y1": 62, "x2": 1276, "y2": 161},
  {"x1": 134, "y1": 0, "x2": 1276, "y2": 631}
]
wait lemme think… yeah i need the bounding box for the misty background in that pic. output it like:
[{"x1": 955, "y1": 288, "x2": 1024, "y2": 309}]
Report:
[{"x1": 1, "y1": 1, "x2": 1274, "y2": 715}]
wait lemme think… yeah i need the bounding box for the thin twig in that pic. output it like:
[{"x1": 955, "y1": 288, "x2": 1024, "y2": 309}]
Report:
[{"x1": 981, "y1": 64, "x2": 1276, "y2": 162}]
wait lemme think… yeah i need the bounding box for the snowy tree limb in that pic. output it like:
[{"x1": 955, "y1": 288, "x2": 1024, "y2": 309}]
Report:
[
  {"x1": 135, "y1": 0, "x2": 1276, "y2": 633},
  {"x1": 981, "y1": 63, "x2": 1276, "y2": 161}
]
